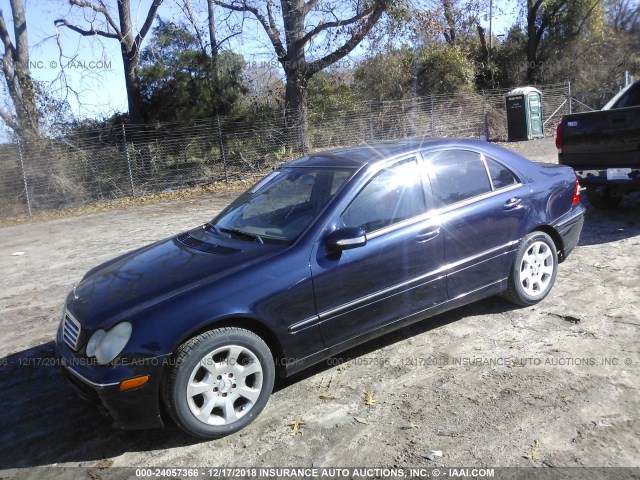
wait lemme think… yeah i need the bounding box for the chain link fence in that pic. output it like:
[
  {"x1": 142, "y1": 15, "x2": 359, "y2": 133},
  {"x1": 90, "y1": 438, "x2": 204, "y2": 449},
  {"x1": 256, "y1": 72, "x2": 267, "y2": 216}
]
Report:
[{"x1": 0, "y1": 82, "x2": 572, "y2": 219}]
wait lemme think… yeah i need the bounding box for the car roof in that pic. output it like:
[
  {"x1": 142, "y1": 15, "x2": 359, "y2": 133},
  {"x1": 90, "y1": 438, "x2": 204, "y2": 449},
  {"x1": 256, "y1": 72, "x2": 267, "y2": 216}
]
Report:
[{"x1": 286, "y1": 138, "x2": 527, "y2": 169}]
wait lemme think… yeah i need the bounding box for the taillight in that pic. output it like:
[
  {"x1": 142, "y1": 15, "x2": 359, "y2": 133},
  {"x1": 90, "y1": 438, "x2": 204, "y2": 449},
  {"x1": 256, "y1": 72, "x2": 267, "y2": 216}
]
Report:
[
  {"x1": 572, "y1": 178, "x2": 581, "y2": 205},
  {"x1": 555, "y1": 123, "x2": 563, "y2": 153}
]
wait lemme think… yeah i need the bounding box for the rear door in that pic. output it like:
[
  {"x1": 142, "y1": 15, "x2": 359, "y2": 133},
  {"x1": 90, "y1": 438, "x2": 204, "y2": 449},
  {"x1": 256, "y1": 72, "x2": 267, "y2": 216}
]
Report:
[
  {"x1": 311, "y1": 157, "x2": 447, "y2": 348},
  {"x1": 422, "y1": 149, "x2": 529, "y2": 298}
]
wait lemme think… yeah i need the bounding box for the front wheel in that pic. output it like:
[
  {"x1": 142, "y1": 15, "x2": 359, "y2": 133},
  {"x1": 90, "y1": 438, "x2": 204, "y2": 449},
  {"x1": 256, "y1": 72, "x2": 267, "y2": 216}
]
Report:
[
  {"x1": 503, "y1": 231, "x2": 558, "y2": 307},
  {"x1": 163, "y1": 327, "x2": 275, "y2": 439}
]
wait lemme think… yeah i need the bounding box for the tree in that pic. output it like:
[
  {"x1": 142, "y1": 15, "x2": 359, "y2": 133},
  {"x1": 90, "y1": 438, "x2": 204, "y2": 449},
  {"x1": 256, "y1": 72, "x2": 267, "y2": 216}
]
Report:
[
  {"x1": 213, "y1": 0, "x2": 391, "y2": 122},
  {"x1": 0, "y1": 0, "x2": 40, "y2": 140},
  {"x1": 524, "y1": 0, "x2": 603, "y2": 83},
  {"x1": 307, "y1": 70, "x2": 360, "y2": 112},
  {"x1": 414, "y1": 42, "x2": 475, "y2": 94},
  {"x1": 139, "y1": 19, "x2": 246, "y2": 121},
  {"x1": 54, "y1": 0, "x2": 163, "y2": 124},
  {"x1": 605, "y1": 0, "x2": 640, "y2": 32},
  {"x1": 354, "y1": 49, "x2": 415, "y2": 101},
  {"x1": 491, "y1": 24, "x2": 527, "y2": 87},
  {"x1": 353, "y1": 43, "x2": 476, "y2": 102}
]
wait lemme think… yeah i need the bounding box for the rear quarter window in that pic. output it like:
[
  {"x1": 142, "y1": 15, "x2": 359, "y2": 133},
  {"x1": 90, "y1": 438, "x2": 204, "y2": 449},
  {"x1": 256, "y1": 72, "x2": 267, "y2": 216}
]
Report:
[{"x1": 485, "y1": 157, "x2": 519, "y2": 190}]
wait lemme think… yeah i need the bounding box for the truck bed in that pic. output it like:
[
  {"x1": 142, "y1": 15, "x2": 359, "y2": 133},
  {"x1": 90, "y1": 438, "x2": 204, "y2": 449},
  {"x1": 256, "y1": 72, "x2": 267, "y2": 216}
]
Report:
[{"x1": 558, "y1": 106, "x2": 640, "y2": 169}]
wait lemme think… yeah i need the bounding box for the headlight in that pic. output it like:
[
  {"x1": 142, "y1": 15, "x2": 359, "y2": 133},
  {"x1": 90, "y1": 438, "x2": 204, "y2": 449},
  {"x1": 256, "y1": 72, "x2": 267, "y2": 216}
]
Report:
[{"x1": 86, "y1": 322, "x2": 132, "y2": 365}]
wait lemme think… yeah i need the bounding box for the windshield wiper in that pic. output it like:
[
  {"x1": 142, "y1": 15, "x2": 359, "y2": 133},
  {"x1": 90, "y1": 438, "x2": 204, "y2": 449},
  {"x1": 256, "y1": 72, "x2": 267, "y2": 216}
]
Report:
[{"x1": 219, "y1": 227, "x2": 264, "y2": 244}]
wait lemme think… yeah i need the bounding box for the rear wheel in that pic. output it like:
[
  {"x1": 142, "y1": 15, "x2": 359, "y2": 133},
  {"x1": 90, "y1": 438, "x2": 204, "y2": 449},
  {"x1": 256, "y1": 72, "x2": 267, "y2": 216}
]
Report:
[
  {"x1": 585, "y1": 187, "x2": 623, "y2": 210},
  {"x1": 504, "y1": 231, "x2": 558, "y2": 307},
  {"x1": 163, "y1": 327, "x2": 275, "y2": 439}
]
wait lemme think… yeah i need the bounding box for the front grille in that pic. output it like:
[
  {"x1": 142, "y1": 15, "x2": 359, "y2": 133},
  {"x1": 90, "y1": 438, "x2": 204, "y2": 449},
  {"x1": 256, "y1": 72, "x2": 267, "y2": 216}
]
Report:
[{"x1": 63, "y1": 311, "x2": 82, "y2": 350}]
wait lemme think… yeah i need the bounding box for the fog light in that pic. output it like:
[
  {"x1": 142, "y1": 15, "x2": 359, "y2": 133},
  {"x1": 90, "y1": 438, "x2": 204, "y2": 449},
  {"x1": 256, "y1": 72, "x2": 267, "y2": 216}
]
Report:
[{"x1": 119, "y1": 375, "x2": 150, "y2": 391}]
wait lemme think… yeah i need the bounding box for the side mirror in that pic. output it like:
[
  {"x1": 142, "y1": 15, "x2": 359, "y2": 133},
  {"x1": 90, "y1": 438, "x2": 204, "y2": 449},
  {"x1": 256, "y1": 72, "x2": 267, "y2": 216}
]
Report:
[{"x1": 326, "y1": 227, "x2": 367, "y2": 252}]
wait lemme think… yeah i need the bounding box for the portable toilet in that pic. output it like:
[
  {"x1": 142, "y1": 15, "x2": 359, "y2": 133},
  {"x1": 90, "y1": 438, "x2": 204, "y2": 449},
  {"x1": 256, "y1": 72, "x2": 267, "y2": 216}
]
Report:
[{"x1": 505, "y1": 87, "x2": 544, "y2": 141}]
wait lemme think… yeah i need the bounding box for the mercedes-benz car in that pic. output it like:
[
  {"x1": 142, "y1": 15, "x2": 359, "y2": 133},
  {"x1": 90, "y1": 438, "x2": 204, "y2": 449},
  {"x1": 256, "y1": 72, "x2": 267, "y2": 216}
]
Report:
[{"x1": 56, "y1": 139, "x2": 585, "y2": 439}]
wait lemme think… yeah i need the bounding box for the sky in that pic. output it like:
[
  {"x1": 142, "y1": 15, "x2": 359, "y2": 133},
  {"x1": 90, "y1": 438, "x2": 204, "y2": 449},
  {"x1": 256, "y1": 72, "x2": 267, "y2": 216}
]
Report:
[{"x1": 1, "y1": 0, "x2": 520, "y2": 123}]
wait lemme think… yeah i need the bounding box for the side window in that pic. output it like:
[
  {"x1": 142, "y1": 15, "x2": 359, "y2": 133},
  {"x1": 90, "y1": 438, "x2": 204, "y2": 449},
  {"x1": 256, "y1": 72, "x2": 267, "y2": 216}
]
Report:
[
  {"x1": 341, "y1": 158, "x2": 426, "y2": 233},
  {"x1": 485, "y1": 157, "x2": 519, "y2": 190},
  {"x1": 427, "y1": 150, "x2": 491, "y2": 207}
]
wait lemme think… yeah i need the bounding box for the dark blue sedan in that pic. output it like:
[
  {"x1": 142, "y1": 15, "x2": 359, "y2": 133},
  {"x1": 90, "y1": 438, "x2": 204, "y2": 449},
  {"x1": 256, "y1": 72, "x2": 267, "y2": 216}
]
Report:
[{"x1": 56, "y1": 139, "x2": 585, "y2": 438}]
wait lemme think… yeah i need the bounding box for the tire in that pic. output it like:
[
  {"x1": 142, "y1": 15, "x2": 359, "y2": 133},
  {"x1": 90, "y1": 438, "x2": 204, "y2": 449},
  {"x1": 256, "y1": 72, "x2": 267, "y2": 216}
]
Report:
[
  {"x1": 585, "y1": 187, "x2": 623, "y2": 210},
  {"x1": 503, "y1": 231, "x2": 558, "y2": 307},
  {"x1": 163, "y1": 327, "x2": 275, "y2": 439}
]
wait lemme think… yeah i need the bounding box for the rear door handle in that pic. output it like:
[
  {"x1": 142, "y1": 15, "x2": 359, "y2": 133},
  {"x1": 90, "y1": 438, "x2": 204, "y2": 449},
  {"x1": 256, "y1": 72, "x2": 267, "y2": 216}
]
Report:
[
  {"x1": 416, "y1": 227, "x2": 440, "y2": 242},
  {"x1": 504, "y1": 197, "x2": 522, "y2": 210}
]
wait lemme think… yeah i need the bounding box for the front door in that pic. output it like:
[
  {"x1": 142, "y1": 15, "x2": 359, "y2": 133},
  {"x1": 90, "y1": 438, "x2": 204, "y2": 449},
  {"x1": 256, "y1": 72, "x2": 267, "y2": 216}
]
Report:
[{"x1": 311, "y1": 157, "x2": 447, "y2": 348}]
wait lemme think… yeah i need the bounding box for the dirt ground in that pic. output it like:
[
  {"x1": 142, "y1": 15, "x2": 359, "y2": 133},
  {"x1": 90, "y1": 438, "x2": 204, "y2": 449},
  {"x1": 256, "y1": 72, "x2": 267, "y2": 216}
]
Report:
[{"x1": 1, "y1": 137, "x2": 639, "y2": 475}]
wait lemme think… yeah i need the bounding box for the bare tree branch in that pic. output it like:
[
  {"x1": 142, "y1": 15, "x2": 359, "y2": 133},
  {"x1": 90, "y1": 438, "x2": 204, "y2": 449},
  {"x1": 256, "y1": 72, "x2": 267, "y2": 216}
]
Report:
[
  {"x1": 297, "y1": 4, "x2": 375, "y2": 47},
  {"x1": 214, "y1": 1, "x2": 286, "y2": 59},
  {"x1": 53, "y1": 18, "x2": 120, "y2": 39},
  {"x1": 0, "y1": 104, "x2": 19, "y2": 132},
  {"x1": 307, "y1": 1, "x2": 387, "y2": 76},
  {"x1": 55, "y1": 0, "x2": 163, "y2": 123},
  {"x1": 135, "y1": 0, "x2": 163, "y2": 51},
  {"x1": 575, "y1": 0, "x2": 603, "y2": 36},
  {"x1": 0, "y1": 9, "x2": 16, "y2": 56}
]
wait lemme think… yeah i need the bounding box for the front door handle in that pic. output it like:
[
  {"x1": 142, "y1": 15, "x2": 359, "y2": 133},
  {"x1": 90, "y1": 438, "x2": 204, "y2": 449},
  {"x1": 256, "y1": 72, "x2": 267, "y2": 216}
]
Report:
[
  {"x1": 416, "y1": 227, "x2": 440, "y2": 242},
  {"x1": 503, "y1": 197, "x2": 522, "y2": 210}
]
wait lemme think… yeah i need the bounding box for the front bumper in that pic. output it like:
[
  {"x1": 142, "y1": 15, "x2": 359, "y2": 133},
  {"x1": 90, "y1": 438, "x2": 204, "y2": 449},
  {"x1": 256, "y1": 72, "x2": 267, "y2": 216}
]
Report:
[{"x1": 56, "y1": 331, "x2": 169, "y2": 430}]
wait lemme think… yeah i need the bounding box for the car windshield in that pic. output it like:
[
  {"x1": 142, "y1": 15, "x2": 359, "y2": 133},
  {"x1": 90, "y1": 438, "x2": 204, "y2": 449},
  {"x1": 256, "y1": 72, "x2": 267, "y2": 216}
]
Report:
[{"x1": 213, "y1": 167, "x2": 353, "y2": 243}]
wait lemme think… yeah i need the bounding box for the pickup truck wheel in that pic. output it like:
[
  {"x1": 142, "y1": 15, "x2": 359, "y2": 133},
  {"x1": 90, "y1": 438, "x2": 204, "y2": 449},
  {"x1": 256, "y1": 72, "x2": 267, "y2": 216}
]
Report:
[
  {"x1": 163, "y1": 327, "x2": 275, "y2": 439},
  {"x1": 585, "y1": 187, "x2": 623, "y2": 210},
  {"x1": 504, "y1": 231, "x2": 558, "y2": 307}
]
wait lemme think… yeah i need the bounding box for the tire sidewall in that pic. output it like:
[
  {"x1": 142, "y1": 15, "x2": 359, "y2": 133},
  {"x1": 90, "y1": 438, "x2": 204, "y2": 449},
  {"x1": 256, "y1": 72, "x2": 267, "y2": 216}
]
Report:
[
  {"x1": 167, "y1": 329, "x2": 275, "y2": 439},
  {"x1": 510, "y1": 232, "x2": 558, "y2": 305}
]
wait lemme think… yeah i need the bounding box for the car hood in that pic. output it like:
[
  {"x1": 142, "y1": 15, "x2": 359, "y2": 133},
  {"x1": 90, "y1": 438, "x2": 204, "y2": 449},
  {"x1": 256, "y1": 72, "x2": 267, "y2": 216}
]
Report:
[{"x1": 67, "y1": 226, "x2": 283, "y2": 329}]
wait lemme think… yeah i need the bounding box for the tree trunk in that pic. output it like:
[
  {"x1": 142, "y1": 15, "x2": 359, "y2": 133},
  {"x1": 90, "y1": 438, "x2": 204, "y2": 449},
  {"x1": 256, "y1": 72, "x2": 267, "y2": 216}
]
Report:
[
  {"x1": 442, "y1": 0, "x2": 457, "y2": 45},
  {"x1": 526, "y1": 3, "x2": 538, "y2": 84},
  {"x1": 122, "y1": 50, "x2": 143, "y2": 124},
  {"x1": 207, "y1": 0, "x2": 218, "y2": 77},
  {"x1": 476, "y1": 24, "x2": 491, "y2": 88},
  {"x1": 0, "y1": 0, "x2": 40, "y2": 140},
  {"x1": 116, "y1": 0, "x2": 143, "y2": 124},
  {"x1": 284, "y1": 70, "x2": 309, "y2": 153}
]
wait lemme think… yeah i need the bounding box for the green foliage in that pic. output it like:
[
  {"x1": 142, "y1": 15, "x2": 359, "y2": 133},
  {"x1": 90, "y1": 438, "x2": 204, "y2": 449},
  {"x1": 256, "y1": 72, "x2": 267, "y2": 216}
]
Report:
[
  {"x1": 307, "y1": 71, "x2": 361, "y2": 112},
  {"x1": 139, "y1": 18, "x2": 247, "y2": 122},
  {"x1": 353, "y1": 49, "x2": 416, "y2": 101},
  {"x1": 353, "y1": 43, "x2": 475, "y2": 102},
  {"x1": 491, "y1": 25, "x2": 528, "y2": 87},
  {"x1": 413, "y1": 43, "x2": 476, "y2": 94}
]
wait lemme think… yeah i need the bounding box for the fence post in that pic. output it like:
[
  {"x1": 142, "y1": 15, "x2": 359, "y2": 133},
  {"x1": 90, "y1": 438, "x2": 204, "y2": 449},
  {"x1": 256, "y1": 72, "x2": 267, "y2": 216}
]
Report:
[
  {"x1": 430, "y1": 94, "x2": 436, "y2": 137},
  {"x1": 298, "y1": 106, "x2": 307, "y2": 155},
  {"x1": 482, "y1": 90, "x2": 489, "y2": 140},
  {"x1": 17, "y1": 140, "x2": 32, "y2": 216},
  {"x1": 368, "y1": 101, "x2": 374, "y2": 143},
  {"x1": 216, "y1": 114, "x2": 228, "y2": 183},
  {"x1": 121, "y1": 123, "x2": 136, "y2": 198},
  {"x1": 568, "y1": 81, "x2": 572, "y2": 114}
]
